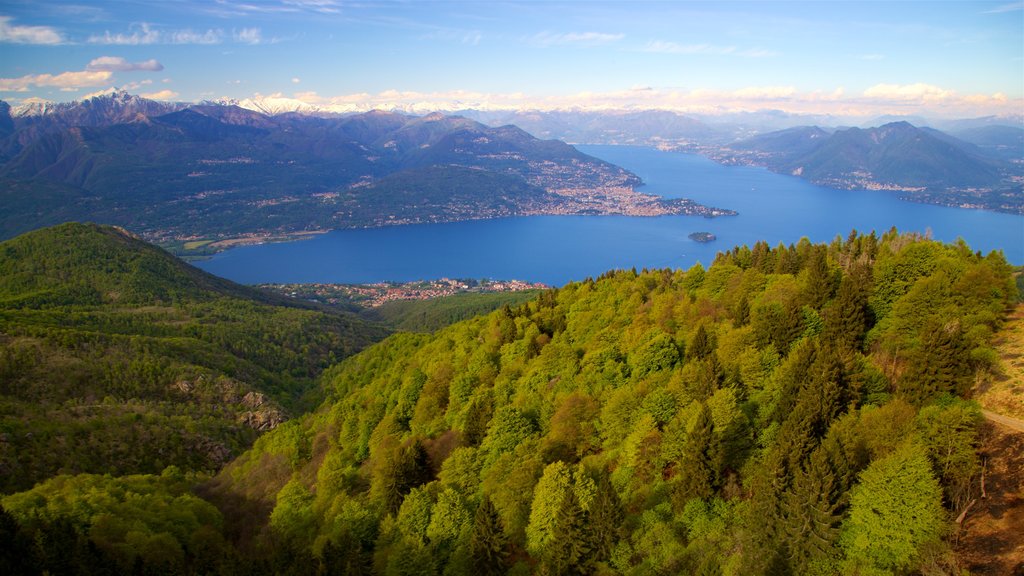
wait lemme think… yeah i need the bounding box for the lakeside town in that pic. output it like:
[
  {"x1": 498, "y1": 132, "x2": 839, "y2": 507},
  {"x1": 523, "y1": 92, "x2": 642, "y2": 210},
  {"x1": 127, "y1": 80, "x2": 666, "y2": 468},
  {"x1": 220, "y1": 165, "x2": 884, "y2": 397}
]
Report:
[{"x1": 259, "y1": 277, "x2": 549, "y2": 309}]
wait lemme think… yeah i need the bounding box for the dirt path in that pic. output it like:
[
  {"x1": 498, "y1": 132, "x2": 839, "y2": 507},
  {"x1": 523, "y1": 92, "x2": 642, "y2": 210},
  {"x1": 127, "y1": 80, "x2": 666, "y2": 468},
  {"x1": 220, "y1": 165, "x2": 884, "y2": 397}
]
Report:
[
  {"x1": 955, "y1": 422, "x2": 1024, "y2": 575},
  {"x1": 982, "y1": 410, "x2": 1024, "y2": 434}
]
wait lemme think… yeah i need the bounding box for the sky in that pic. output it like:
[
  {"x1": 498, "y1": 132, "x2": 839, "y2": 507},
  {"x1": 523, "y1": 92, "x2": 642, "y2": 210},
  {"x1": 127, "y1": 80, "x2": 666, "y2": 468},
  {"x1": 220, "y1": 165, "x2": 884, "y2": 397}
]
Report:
[{"x1": 0, "y1": 0, "x2": 1021, "y2": 119}]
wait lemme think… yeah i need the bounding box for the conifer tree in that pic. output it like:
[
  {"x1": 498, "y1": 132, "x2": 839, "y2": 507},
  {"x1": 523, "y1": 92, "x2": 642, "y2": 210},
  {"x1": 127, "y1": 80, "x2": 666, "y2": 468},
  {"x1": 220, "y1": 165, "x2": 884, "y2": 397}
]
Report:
[
  {"x1": 734, "y1": 295, "x2": 750, "y2": 327},
  {"x1": 689, "y1": 324, "x2": 715, "y2": 361},
  {"x1": 897, "y1": 321, "x2": 973, "y2": 405},
  {"x1": 672, "y1": 403, "x2": 719, "y2": 505},
  {"x1": 823, "y1": 271, "x2": 869, "y2": 353},
  {"x1": 802, "y1": 247, "x2": 836, "y2": 309},
  {"x1": 469, "y1": 497, "x2": 509, "y2": 576},
  {"x1": 775, "y1": 244, "x2": 800, "y2": 275},
  {"x1": 539, "y1": 488, "x2": 591, "y2": 576},
  {"x1": 587, "y1": 471, "x2": 623, "y2": 562},
  {"x1": 781, "y1": 445, "x2": 843, "y2": 573}
]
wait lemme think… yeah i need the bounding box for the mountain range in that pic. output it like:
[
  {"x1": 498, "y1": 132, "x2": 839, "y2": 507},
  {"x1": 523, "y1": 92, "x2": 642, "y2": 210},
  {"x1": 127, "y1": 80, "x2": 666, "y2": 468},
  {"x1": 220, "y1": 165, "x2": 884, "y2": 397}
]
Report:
[
  {"x1": 0, "y1": 92, "x2": 737, "y2": 243},
  {"x1": 715, "y1": 121, "x2": 1022, "y2": 212},
  {"x1": 2, "y1": 91, "x2": 1021, "y2": 244}
]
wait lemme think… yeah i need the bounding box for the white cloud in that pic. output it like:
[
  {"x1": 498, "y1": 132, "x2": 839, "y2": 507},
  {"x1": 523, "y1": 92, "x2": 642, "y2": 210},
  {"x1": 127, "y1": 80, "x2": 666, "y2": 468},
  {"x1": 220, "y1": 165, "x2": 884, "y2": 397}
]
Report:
[
  {"x1": 89, "y1": 22, "x2": 223, "y2": 45},
  {"x1": 0, "y1": 69, "x2": 113, "y2": 92},
  {"x1": 265, "y1": 84, "x2": 1020, "y2": 119},
  {"x1": 86, "y1": 56, "x2": 164, "y2": 72},
  {"x1": 860, "y1": 53, "x2": 885, "y2": 61},
  {"x1": 234, "y1": 27, "x2": 262, "y2": 44},
  {"x1": 140, "y1": 89, "x2": 179, "y2": 100},
  {"x1": 732, "y1": 86, "x2": 797, "y2": 99},
  {"x1": 863, "y1": 83, "x2": 954, "y2": 101},
  {"x1": 291, "y1": 77, "x2": 301, "y2": 84},
  {"x1": 120, "y1": 79, "x2": 154, "y2": 91},
  {"x1": 283, "y1": 0, "x2": 342, "y2": 13},
  {"x1": 212, "y1": 0, "x2": 342, "y2": 14},
  {"x1": 168, "y1": 29, "x2": 222, "y2": 44},
  {"x1": 88, "y1": 22, "x2": 161, "y2": 45},
  {"x1": 529, "y1": 31, "x2": 624, "y2": 46},
  {"x1": 0, "y1": 16, "x2": 64, "y2": 44}
]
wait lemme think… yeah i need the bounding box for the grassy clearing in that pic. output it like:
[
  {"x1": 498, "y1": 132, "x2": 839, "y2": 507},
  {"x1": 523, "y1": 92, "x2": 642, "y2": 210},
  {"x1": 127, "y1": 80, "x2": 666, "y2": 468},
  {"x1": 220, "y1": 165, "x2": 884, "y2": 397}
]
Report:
[
  {"x1": 183, "y1": 239, "x2": 214, "y2": 250},
  {"x1": 976, "y1": 303, "x2": 1024, "y2": 421}
]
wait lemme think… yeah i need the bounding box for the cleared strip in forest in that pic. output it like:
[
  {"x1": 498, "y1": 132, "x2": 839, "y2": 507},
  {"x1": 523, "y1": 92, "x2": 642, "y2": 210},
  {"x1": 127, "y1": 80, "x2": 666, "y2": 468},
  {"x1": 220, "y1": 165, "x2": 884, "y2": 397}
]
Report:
[{"x1": 982, "y1": 410, "x2": 1024, "y2": 434}]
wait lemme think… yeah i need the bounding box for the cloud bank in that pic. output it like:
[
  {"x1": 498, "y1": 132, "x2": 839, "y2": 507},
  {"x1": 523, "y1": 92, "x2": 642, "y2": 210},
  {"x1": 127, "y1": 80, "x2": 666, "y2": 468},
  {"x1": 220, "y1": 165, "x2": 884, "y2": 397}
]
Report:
[
  {"x1": 0, "y1": 16, "x2": 64, "y2": 44},
  {"x1": 86, "y1": 57, "x2": 165, "y2": 72},
  {"x1": 282, "y1": 83, "x2": 1020, "y2": 120},
  {"x1": 87, "y1": 23, "x2": 265, "y2": 45},
  {"x1": 0, "y1": 70, "x2": 112, "y2": 92}
]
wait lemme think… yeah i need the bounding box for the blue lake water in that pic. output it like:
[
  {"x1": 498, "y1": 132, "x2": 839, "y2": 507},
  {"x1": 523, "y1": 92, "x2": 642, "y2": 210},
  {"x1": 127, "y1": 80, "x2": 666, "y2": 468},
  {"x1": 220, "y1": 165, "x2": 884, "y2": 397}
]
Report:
[{"x1": 196, "y1": 145, "x2": 1024, "y2": 286}]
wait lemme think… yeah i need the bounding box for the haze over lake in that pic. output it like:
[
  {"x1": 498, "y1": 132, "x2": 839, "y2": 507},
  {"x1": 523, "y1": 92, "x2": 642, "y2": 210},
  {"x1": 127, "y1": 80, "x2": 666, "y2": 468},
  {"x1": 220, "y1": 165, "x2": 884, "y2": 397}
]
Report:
[{"x1": 196, "y1": 146, "x2": 1024, "y2": 286}]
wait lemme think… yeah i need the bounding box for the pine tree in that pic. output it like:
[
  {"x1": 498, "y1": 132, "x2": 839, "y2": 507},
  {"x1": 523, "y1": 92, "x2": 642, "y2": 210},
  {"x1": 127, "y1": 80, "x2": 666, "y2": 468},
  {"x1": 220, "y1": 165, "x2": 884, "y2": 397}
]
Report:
[
  {"x1": 751, "y1": 240, "x2": 774, "y2": 273},
  {"x1": 539, "y1": 489, "x2": 591, "y2": 576},
  {"x1": 802, "y1": 247, "x2": 836, "y2": 309},
  {"x1": 672, "y1": 403, "x2": 719, "y2": 506},
  {"x1": 587, "y1": 471, "x2": 623, "y2": 562},
  {"x1": 734, "y1": 295, "x2": 750, "y2": 327},
  {"x1": 775, "y1": 244, "x2": 800, "y2": 275},
  {"x1": 897, "y1": 321, "x2": 973, "y2": 405},
  {"x1": 320, "y1": 531, "x2": 371, "y2": 576},
  {"x1": 469, "y1": 497, "x2": 509, "y2": 576},
  {"x1": 781, "y1": 446, "x2": 843, "y2": 573},
  {"x1": 823, "y1": 272, "x2": 869, "y2": 353},
  {"x1": 689, "y1": 324, "x2": 715, "y2": 360}
]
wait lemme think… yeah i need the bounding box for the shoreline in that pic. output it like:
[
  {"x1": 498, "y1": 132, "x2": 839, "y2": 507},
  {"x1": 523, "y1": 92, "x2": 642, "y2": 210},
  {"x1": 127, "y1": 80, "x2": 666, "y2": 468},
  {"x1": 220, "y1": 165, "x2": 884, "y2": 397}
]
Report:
[{"x1": 163, "y1": 205, "x2": 737, "y2": 260}]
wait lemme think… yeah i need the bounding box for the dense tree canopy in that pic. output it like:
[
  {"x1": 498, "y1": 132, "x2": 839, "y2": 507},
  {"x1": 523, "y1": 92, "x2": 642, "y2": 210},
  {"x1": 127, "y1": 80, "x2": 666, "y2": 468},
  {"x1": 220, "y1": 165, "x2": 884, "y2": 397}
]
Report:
[{"x1": 3, "y1": 229, "x2": 1014, "y2": 575}]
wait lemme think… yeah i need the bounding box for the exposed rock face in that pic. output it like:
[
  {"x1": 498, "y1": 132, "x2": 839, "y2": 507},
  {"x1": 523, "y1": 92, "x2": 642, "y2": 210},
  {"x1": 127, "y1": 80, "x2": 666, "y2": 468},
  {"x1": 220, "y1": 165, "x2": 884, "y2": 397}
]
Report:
[
  {"x1": 171, "y1": 378, "x2": 287, "y2": 431},
  {"x1": 241, "y1": 391, "x2": 267, "y2": 409},
  {"x1": 239, "y1": 407, "x2": 286, "y2": 431}
]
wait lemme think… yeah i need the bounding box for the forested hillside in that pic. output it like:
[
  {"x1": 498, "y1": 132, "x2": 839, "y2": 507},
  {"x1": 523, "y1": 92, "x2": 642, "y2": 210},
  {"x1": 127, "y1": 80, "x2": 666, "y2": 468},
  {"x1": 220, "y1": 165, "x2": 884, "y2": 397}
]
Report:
[
  {"x1": 1, "y1": 230, "x2": 1016, "y2": 574},
  {"x1": 199, "y1": 230, "x2": 1012, "y2": 574},
  {"x1": 364, "y1": 291, "x2": 542, "y2": 333},
  {"x1": 0, "y1": 223, "x2": 388, "y2": 492}
]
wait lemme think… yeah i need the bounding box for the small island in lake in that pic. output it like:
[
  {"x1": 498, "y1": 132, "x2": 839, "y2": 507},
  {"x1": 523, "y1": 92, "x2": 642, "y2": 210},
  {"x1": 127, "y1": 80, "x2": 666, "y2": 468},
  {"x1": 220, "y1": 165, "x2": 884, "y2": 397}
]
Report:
[{"x1": 689, "y1": 231, "x2": 717, "y2": 243}]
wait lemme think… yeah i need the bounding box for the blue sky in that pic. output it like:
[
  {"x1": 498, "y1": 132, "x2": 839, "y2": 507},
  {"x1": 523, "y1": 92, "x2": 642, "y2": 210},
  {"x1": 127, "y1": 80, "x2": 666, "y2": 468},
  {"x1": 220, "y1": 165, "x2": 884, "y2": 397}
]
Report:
[{"x1": 0, "y1": 1, "x2": 1021, "y2": 118}]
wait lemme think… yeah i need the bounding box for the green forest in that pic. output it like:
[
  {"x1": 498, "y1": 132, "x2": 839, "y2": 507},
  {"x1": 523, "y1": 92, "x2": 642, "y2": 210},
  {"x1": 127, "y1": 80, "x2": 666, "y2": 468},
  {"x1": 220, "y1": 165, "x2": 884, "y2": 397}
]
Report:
[
  {"x1": 1, "y1": 226, "x2": 1018, "y2": 575},
  {"x1": 0, "y1": 223, "x2": 387, "y2": 493}
]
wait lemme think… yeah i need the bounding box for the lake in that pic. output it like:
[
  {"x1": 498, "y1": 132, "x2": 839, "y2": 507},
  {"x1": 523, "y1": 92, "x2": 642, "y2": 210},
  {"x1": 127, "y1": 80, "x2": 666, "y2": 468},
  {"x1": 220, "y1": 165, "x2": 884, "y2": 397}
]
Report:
[{"x1": 196, "y1": 145, "x2": 1024, "y2": 286}]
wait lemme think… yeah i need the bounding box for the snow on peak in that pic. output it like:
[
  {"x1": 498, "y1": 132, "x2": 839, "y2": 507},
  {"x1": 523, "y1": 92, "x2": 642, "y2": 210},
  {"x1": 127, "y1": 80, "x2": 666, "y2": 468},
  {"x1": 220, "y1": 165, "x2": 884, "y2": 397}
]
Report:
[{"x1": 234, "y1": 96, "x2": 319, "y2": 115}]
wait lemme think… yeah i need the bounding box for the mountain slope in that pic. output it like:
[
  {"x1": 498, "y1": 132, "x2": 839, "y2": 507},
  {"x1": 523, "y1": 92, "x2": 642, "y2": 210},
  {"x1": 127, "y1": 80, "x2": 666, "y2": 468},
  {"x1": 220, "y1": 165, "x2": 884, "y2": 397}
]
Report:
[
  {"x1": 0, "y1": 94, "x2": 736, "y2": 242},
  {"x1": 788, "y1": 122, "x2": 1003, "y2": 188},
  {"x1": 729, "y1": 121, "x2": 1007, "y2": 190},
  {"x1": 0, "y1": 223, "x2": 389, "y2": 492},
  {"x1": 199, "y1": 231, "x2": 1013, "y2": 573},
  {"x1": 465, "y1": 108, "x2": 722, "y2": 144}
]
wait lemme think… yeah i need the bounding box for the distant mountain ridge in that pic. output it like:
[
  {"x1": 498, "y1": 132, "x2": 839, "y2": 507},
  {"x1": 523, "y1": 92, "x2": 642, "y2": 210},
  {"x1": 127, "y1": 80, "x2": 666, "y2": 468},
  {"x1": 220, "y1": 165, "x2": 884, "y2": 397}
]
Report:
[
  {"x1": 715, "y1": 121, "x2": 1021, "y2": 212},
  {"x1": 0, "y1": 92, "x2": 735, "y2": 242}
]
